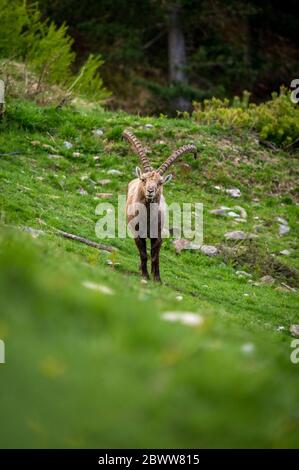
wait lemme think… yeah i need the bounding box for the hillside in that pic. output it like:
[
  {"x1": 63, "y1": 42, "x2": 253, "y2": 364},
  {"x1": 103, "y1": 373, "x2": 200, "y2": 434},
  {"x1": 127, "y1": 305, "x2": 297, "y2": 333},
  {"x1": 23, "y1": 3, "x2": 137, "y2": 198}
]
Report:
[{"x1": 0, "y1": 98, "x2": 299, "y2": 448}]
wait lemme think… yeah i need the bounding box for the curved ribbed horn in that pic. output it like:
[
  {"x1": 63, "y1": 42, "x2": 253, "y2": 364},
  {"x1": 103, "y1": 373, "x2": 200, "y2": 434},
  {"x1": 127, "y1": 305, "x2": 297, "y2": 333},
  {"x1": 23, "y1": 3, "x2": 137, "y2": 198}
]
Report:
[
  {"x1": 123, "y1": 129, "x2": 152, "y2": 172},
  {"x1": 158, "y1": 144, "x2": 197, "y2": 175}
]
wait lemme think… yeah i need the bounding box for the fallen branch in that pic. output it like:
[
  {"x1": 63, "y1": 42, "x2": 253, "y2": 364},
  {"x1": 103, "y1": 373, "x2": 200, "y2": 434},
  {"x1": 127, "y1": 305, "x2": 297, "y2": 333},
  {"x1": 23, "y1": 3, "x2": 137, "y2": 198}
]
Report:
[{"x1": 54, "y1": 228, "x2": 116, "y2": 253}]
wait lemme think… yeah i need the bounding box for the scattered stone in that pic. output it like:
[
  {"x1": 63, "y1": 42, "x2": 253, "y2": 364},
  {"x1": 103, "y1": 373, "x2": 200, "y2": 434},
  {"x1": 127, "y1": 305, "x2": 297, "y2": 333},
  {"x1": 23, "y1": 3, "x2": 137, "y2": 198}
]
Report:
[
  {"x1": 277, "y1": 216, "x2": 288, "y2": 225},
  {"x1": 241, "y1": 342, "x2": 255, "y2": 354},
  {"x1": 42, "y1": 143, "x2": 57, "y2": 152},
  {"x1": 225, "y1": 230, "x2": 246, "y2": 240},
  {"x1": 97, "y1": 179, "x2": 111, "y2": 186},
  {"x1": 78, "y1": 188, "x2": 88, "y2": 195},
  {"x1": 161, "y1": 311, "x2": 204, "y2": 327},
  {"x1": 80, "y1": 175, "x2": 89, "y2": 181},
  {"x1": 254, "y1": 216, "x2": 260, "y2": 220},
  {"x1": 95, "y1": 193, "x2": 113, "y2": 199},
  {"x1": 260, "y1": 275, "x2": 275, "y2": 285},
  {"x1": 290, "y1": 325, "x2": 299, "y2": 336},
  {"x1": 107, "y1": 169, "x2": 122, "y2": 175},
  {"x1": 227, "y1": 211, "x2": 239, "y2": 218},
  {"x1": 200, "y1": 245, "x2": 218, "y2": 256},
  {"x1": 278, "y1": 224, "x2": 290, "y2": 236},
  {"x1": 280, "y1": 249, "x2": 291, "y2": 256},
  {"x1": 73, "y1": 152, "x2": 81, "y2": 158},
  {"x1": 106, "y1": 260, "x2": 120, "y2": 266},
  {"x1": 225, "y1": 230, "x2": 258, "y2": 240},
  {"x1": 30, "y1": 140, "x2": 41, "y2": 146},
  {"x1": 234, "y1": 206, "x2": 247, "y2": 219},
  {"x1": 144, "y1": 123, "x2": 154, "y2": 129},
  {"x1": 209, "y1": 208, "x2": 228, "y2": 216},
  {"x1": 140, "y1": 279, "x2": 148, "y2": 284},
  {"x1": 92, "y1": 128, "x2": 104, "y2": 137},
  {"x1": 82, "y1": 281, "x2": 114, "y2": 295},
  {"x1": 172, "y1": 239, "x2": 191, "y2": 253},
  {"x1": 226, "y1": 188, "x2": 241, "y2": 198},
  {"x1": 243, "y1": 293, "x2": 249, "y2": 297},
  {"x1": 214, "y1": 185, "x2": 222, "y2": 190},
  {"x1": 93, "y1": 156, "x2": 100, "y2": 161},
  {"x1": 277, "y1": 326, "x2": 285, "y2": 332},
  {"x1": 176, "y1": 295, "x2": 183, "y2": 301},
  {"x1": 21, "y1": 226, "x2": 45, "y2": 238},
  {"x1": 236, "y1": 270, "x2": 252, "y2": 278},
  {"x1": 63, "y1": 141, "x2": 73, "y2": 149}
]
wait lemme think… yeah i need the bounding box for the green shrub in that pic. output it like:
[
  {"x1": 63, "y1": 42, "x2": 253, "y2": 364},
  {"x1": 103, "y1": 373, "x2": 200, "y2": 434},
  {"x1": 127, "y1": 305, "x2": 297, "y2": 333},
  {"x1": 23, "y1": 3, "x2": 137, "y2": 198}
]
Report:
[
  {"x1": 193, "y1": 88, "x2": 299, "y2": 148},
  {"x1": 0, "y1": 0, "x2": 109, "y2": 104}
]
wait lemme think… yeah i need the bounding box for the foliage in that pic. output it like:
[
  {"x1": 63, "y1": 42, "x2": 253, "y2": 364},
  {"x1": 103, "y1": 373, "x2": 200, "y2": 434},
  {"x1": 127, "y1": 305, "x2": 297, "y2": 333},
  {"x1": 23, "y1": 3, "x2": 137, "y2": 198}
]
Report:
[
  {"x1": 0, "y1": 0, "x2": 109, "y2": 104},
  {"x1": 72, "y1": 54, "x2": 111, "y2": 101},
  {"x1": 0, "y1": 98, "x2": 299, "y2": 447},
  {"x1": 193, "y1": 89, "x2": 299, "y2": 148}
]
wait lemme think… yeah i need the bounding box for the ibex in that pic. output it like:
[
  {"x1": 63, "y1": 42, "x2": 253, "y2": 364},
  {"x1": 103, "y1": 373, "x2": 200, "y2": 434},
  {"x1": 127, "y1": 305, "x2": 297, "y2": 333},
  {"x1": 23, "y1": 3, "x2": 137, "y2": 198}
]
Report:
[{"x1": 123, "y1": 129, "x2": 197, "y2": 282}]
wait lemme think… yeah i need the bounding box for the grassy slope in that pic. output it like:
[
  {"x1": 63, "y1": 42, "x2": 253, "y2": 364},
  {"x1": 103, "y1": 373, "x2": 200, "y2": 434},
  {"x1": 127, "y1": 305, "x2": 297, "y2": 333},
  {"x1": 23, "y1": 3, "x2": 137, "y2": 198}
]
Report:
[{"x1": 0, "y1": 99, "x2": 298, "y2": 448}]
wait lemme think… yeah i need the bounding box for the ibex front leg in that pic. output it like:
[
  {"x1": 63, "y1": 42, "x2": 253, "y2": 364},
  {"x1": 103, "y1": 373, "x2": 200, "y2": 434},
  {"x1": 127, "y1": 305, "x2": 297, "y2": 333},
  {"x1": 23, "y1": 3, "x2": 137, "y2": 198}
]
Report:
[
  {"x1": 134, "y1": 236, "x2": 149, "y2": 279},
  {"x1": 151, "y1": 237, "x2": 162, "y2": 282}
]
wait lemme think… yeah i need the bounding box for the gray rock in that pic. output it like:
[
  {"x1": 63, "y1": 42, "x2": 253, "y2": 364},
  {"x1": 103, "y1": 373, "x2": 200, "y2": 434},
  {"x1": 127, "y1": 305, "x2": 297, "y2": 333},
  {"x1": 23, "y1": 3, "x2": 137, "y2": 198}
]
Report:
[
  {"x1": 200, "y1": 245, "x2": 218, "y2": 256},
  {"x1": 276, "y1": 216, "x2": 288, "y2": 225},
  {"x1": 224, "y1": 230, "x2": 247, "y2": 240},
  {"x1": 63, "y1": 140, "x2": 73, "y2": 149},
  {"x1": 107, "y1": 169, "x2": 122, "y2": 175},
  {"x1": 280, "y1": 249, "x2": 291, "y2": 256},
  {"x1": 226, "y1": 188, "x2": 241, "y2": 198},
  {"x1": 144, "y1": 123, "x2": 154, "y2": 129},
  {"x1": 227, "y1": 211, "x2": 239, "y2": 218},
  {"x1": 209, "y1": 208, "x2": 228, "y2": 216},
  {"x1": 279, "y1": 224, "x2": 290, "y2": 236},
  {"x1": 260, "y1": 275, "x2": 275, "y2": 285},
  {"x1": 92, "y1": 128, "x2": 104, "y2": 137},
  {"x1": 290, "y1": 324, "x2": 299, "y2": 336},
  {"x1": 21, "y1": 226, "x2": 45, "y2": 238},
  {"x1": 236, "y1": 270, "x2": 252, "y2": 278}
]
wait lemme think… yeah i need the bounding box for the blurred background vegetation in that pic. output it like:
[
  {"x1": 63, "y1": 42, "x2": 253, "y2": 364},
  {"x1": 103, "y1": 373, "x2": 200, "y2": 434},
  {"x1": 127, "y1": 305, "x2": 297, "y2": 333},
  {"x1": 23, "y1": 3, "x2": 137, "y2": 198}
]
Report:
[{"x1": 1, "y1": 0, "x2": 298, "y2": 114}]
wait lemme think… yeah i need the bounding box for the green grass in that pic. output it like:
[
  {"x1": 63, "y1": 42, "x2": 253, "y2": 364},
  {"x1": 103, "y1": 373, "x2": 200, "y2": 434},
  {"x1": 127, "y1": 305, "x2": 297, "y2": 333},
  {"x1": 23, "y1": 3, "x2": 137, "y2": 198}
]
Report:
[{"x1": 0, "y1": 98, "x2": 299, "y2": 448}]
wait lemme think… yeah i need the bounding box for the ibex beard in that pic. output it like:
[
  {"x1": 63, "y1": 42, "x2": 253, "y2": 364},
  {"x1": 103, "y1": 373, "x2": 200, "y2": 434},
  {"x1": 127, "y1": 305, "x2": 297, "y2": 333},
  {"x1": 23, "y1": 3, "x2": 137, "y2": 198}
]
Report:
[{"x1": 123, "y1": 129, "x2": 197, "y2": 282}]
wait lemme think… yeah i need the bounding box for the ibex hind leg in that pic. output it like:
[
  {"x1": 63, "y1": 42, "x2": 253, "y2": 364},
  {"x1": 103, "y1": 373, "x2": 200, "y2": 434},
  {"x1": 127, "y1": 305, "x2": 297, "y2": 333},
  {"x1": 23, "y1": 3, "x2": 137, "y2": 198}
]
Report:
[
  {"x1": 134, "y1": 237, "x2": 149, "y2": 279},
  {"x1": 151, "y1": 237, "x2": 162, "y2": 282}
]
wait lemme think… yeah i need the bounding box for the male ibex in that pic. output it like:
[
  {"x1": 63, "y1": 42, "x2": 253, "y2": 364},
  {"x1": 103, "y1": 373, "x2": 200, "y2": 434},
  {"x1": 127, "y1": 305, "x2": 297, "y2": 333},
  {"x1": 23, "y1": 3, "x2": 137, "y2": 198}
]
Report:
[{"x1": 123, "y1": 129, "x2": 196, "y2": 282}]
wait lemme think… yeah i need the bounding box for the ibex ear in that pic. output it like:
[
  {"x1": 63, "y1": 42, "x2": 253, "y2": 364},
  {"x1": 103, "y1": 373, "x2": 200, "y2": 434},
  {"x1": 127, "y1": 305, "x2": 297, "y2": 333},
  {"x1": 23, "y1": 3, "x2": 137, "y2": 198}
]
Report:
[
  {"x1": 163, "y1": 174, "x2": 173, "y2": 184},
  {"x1": 135, "y1": 167, "x2": 142, "y2": 179}
]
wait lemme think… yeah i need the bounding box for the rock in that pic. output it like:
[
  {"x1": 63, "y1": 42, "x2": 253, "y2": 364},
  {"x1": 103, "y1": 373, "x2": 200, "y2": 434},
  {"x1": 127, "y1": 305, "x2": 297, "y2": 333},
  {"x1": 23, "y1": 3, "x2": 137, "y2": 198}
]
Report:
[
  {"x1": 241, "y1": 342, "x2": 255, "y2": 354},
  {"x1": 236, "y1": 270, "x2": 252, "y2": 278},
  {"x1": 21, "y1": 226, "x2": 45, "y2": 238},
  {"x1": 48, "y1": 154, "x2": 63, "y2": 159},
  {"x1": 92, "y1": 128, "x2": 104, "y2": 137},
  {"x1": 225, "y1": 230, "x2": 247, "y2": 240},
  {"x1": 63, "y1": 140, "x2": 73, "y2": 149},
  {"x1": 279, "y1": 224, "x2": 290, "y2": 236},
  {"x1": 31, "y1": 140, "x2": 41, "y2": 146},
  {"x1": 176, "y1": 295, "x2": 183, "y2": 301},
  {"x1": 140, "y1": 279, "x2": 148, "y2": 284},
  {"x1": 260, "y1": 275, "x2": 275, "y2": 285},
  {"x1": 200, "y1": 245, "x2": 218, "y2": 256},
  {"x1": 234, "y1": 206, "x2": 247, "y2": 219},
  {"x1": 161, "y1": 311, "x2": 204, "y2": 327},
  {"x1": 290, "y1": 325, "x2": 299, "y2": 336},
  {"x1": 78, "y1": 188, "x2": 88, "y2": 195},
  {"x1": 280, "y1": 249, "x2": 291, "y2": 256},
  {"x1": 214, "y1": 185, "x2": 222, "y2": 190},
  {"x1": 107, "y1": 169, "x2": 122, "y2": 175},
  {"x1": 82, "y1": 281, "x2": 114, "y2": 295},
  {"x1": 95, "y1": 193, "x2": 113, "y2": 199},
  {"x1": 93, "y1": 156, "x2": 100, "y2": 160},
  {"x1": 209, "y1": 208, "x2": 228, "y2": 216},
  {"x1": 227, "y1": 211, "x2": 239, "y2": 218},
  {"x1": 172, "y1": 239, "x2": 190, "y2": 253},
  {"x1": 226, "y1": 188, "x2": 241, "y2": 198},
  {"x1": 97, "y1": 179, "x2": 111, "y2": 186},
  {"x1": 72, "y1": 152, "x2": 81, "y2": 158},
  {"x1": 276, "y1": 326, "x2": 285, "y2": 332},
  {"x1": 144, "y1": 123, "x2": 154, "y2": 129},
  {"x1": 276, "y1": 216, "x2": 288, "y2": 225}
]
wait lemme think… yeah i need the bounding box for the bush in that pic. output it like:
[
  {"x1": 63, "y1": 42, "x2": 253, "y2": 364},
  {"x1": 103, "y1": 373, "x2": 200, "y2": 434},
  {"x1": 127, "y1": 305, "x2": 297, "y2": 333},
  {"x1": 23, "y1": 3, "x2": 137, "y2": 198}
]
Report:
[
  {"x1": 0, "y1": 0, "x2": 109, "y2": 104},
  {"x1": 193, "y1": 88, "x2": 299, "y2": 148}
]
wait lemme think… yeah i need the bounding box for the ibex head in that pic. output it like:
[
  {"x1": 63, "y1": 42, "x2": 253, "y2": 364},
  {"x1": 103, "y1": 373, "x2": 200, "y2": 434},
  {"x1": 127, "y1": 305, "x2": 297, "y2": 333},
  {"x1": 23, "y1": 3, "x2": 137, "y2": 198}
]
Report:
[{"x1": 123, "y1": 129, "x2": 197, "y2": 203}]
